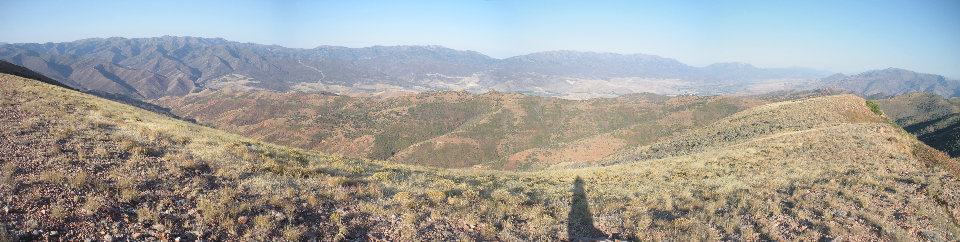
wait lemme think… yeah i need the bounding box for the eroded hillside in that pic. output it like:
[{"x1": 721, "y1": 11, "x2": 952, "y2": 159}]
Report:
[
  {"x1": 2, "y1": 73, "x2": 959, "y2": 240},
  {"x1": 154, "y1": 90, "x2": 766, "y2": 170}
]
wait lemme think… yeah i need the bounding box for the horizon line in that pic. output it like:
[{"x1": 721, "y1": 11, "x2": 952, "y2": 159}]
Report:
[{"x1": 6, "y1": 35, "x2": 958, "y2": 79}]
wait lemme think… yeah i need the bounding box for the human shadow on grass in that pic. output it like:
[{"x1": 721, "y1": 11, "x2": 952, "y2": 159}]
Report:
[{"x1": 567, "y1": 176, "x2": 608, "y2": 241}]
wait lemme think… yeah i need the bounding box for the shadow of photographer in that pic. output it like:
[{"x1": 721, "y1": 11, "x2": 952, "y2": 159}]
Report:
[{"x1": 567, "y1": 176, "x2": 608, "y2": 241}]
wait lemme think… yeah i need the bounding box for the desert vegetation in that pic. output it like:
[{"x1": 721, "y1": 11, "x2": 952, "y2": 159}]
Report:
[{"x1": 2, "y1": 73, "x2": 959, "y2": 240}]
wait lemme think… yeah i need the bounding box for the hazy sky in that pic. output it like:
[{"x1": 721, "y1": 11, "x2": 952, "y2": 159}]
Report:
[{"x1": 1, "y1": 0, "x2": 958, "y2": 78}]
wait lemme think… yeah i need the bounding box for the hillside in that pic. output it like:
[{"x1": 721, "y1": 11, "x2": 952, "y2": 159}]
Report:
[
  {"x1": 0, "y1": 60, "x2": 190, "y2": 122},
  {"x1": 154, "y1": 90, "x2": 766, "y2": 170},
  {"x1": 0, "y1": 59, "x2": 75, "y2": 90},
  {"x1": 619, "y1": 94, "x2": 885, "y2": 161},
  {"x1": 2, "y1": 73, "x2": 959, "y2": 240},
  {"x1": 875, "y1": 92, "x2": 960, "y2": 157},
  {"x1": 0, "y1": 36, "x2": 834, "y2": 99}
]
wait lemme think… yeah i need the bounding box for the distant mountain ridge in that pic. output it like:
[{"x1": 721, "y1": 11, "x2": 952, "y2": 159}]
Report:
[
  {"x1": 819, "y1": 68, "x2": 960, "y2": 98},
  {"x1": 0, "y1": 36, "x2": 832, "y2": 99},
  {"x1": 1, "y1": 36, "x2": 957, "y2": 99}
]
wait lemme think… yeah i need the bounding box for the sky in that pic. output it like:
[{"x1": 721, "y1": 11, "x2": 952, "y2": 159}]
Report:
[{"x1": 1, "y1": 0, "x2": 958, "y2": 78}]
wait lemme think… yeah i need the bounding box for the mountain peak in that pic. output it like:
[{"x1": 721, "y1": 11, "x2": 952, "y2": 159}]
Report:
[{"x1": 857, "y1": 67, "x2": 940, "y2": 78}]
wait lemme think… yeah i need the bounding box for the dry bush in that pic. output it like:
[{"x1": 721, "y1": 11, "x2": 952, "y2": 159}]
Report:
[
  {"x1": 0, "y1": 162, "x2": 15, "y2": 188},
  {"x1": 119, "y1": 187, "x2": 140, "y2": 203},
  {"x1": 305, "y1": 194, "x2": 321, "y2": 207},
  {"x1": 282, "y1": 225, "x2": 302, "y2": 241},
  {"x1": 253, "y1": 214, "x2": 275, "y2": 231},
  {"x1": 172, "y1": 135, "x2": 191, "y2": 145},
  {"x1": 332, "y1": 215, "x2": 349, "y2": 241},
  {"x1": 137, "y1": 206, "x2": 160, "y2": 224},
  {"x1": 67, "y1": 171, "x2": 89, "y2": 189},
  {"x1": 46, "y1": 143, "x2": 62, "y2": 156},
  {"x1": 39, "y1": 170, "x2": 64, "y2": 184},
  {"x1": 93, "y1": 145, "x2": 111, "y2": 158},
  {"x1": 427, "y1": 190, "x2": 447, "y2": 204},
  {"x1": 393, "y1": 192, "x2": 415, "y2": 209},
  {"x1": 50, "y1": 203, "x2": 67, "y2": 220},
  {"x1": 197, "y1": 187, "x2": 252, "y2": 230},
  {"x1": 0, "y1": 222, "x2": 10, "y2": 242},
  {"x1": 163, "y1": 152, "x2": 198, "y2": 177},
  {"x1": 116, "y1": 175, "x2": 140, "y2": 203},
  {"x1": 83, "y1": 196, "x2": 103, "y2": 216},
  {"x1": 119, "y1": 139, "x2": 137, "y2": 151}
]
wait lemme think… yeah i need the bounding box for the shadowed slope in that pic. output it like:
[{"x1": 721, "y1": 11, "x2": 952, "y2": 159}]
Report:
[
  {"x1": 0, "y1": 59, "x2": 74, "y2": 90},
  {"x1": 876, "y1": 92, "x2": 960, "y2": 157}
]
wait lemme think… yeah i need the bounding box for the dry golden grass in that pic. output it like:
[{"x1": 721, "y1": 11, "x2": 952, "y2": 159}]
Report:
[{"x1": 1, "y1": 73, "x2": 958, "y2": 240}]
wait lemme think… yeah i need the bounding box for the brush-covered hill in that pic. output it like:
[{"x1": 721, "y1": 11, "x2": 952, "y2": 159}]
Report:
[
  {"x1": 875, "y1": 92, "x2": 960, "y2": 157},
  {"x1": 153, "y1": 90, "x2": 767, "y2": 170},
  {"x1": 2, "y1": 73, "x2": 959, "y2": 240},
  {"x1": 620, "y1": 94, "x2": 885, "y2": 161}
]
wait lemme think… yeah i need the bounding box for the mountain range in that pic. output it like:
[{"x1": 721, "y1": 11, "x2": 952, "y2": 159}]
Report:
[{"x1": 4, "y1": 36, "x2": 956, "y2": 100}]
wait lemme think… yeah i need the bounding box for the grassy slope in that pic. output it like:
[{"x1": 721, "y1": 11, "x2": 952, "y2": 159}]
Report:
[
  {"x1": 2, "y1": 73, "x2": 960, "y2": 240},
  {"x1": 154, "y1": 90, "x2": 765, "y2": 170},
  {"x1": 876, "y1": 92, "x2": 960, "y2": 157}
]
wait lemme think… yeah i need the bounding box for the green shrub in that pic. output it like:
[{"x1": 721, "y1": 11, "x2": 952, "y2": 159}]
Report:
[{"x1": 866, "y1": 100, "x2": 883, "y2": 116}]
